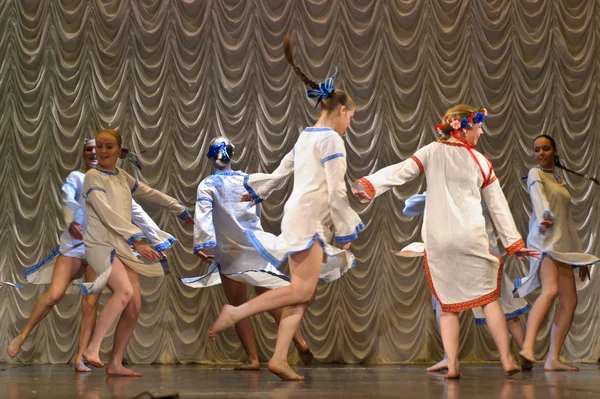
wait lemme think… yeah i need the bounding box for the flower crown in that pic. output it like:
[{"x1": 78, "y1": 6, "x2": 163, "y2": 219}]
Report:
[{"x1": 434, "y1": 107, "x2": 487, "y2": 135}]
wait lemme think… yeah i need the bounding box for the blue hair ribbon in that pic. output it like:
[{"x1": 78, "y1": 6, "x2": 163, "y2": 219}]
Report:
[
  {"x1": 207, "y1": 141, "x2": 230, "y2": 161},
  {"x1": 307, "y1": 67, "x2": 338, "y2": 107}
]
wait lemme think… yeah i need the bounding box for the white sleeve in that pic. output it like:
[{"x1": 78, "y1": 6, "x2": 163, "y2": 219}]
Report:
[
  {"x1": 318, "y1": 133, "x2": 364, "y2": 244},
  {"x1": 244, "y1": 150, "x2": 294, "y2": 204},
  {"x1": 127, "y1": 171, "x2": 190, "y2": 221},
  {"x1": 355, "y1": 145, "x2": 429, "y2": 202},
  {"x1": 61, "y1": 172, "x2": 85, "y2": 226},
  {"x1": 482, "y1": 178, "x2": 525, "y2": 256},
  {"x1": 130, "y1": 200, "x2": 163, "y2": 246},
  {"x1": 527, "y1": 168, "x2": 554, "y2": 223},
  {"x1": 193, "y1": 180, "x2": 216, "y2": 255},
  {"x1": 84, "y1": 171, "x2": 145, "y2": 245}
]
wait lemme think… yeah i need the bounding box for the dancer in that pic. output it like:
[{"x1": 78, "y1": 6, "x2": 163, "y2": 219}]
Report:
[
  {"x1": 208, "y1": 36, "x2": 363, "y2": 380},
  {"x1": 78, "y1": 129, "x2": 193, "y2": 377},
  {"x1": 352, "y1": 104, "x2": 539, "y2": 378},
  {"x1": 7, "y1": 138, "x2": 170, "y2": 372},
  {"x1": 515, "y1": 135, "x2": 599, "y2": 371},
  {"x1": 398, "y1": 192, "x2": 530, "y2": 372},
  {"x1": 182, "y1": 137, "x2": 313, "y2": 369}
]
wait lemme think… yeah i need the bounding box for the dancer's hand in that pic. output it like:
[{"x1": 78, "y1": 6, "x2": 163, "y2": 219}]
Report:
[
  {"x1": 352, "y1": 190, "x2": 372, "y2": 203},
  {"x1": 539, "y1": 219, "x2": 554, "y2": 232},
  {"x1": 342, "y1": 243, "x2": 351, "y2": 250},
  {"x1": 515, "y1": 247, "x2": 540, "y2": 260},
  {"x1": 182, "y1": 213, "x2": 194, "y2": 227},
  {"x1": 69, "y1": 222, "x2": 84, "y2": 240},
  {"x1": 196, "y1": 251, "x2": 214, "y2": 264},
  {"x1": 133, "y1": 240, "x2": 160, "y2": 262},
  {"x1": 579, "y1": 265, "x2": 591, "y2": 282},
  {"x1": 240, "y1": 193, "x2": 256, "y2": 206}
]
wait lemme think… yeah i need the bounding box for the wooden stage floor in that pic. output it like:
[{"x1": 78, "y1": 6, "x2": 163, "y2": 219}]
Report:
[{"x1": 1, "y1": 363, "x2": 598, "y2": 398}]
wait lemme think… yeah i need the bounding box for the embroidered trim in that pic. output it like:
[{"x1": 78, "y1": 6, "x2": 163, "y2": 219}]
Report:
[
  {"x1": 355, "y1": 177, "x2": 375, "y2": 200},
  {"x1": 24, "y1": 246, "x2": 62, "y2": 278},
  {"x1": 528, "y1": 180, "x2": 543, "y2": 190},
  {"x1": 64, "y1": 181, "x2": 78, "y2": 194},
  {"x1": 178, "y1": 209, "x2": 191, "y2": 221},
  {"x1": 131, "y1": 180, "x2": 139, "y2": 194},
  {"x1": 475, "y1": 303, "x2": 532, "y2": 325},
  {"x1": 93, "y1": 167, "x2": 119, "y2": 175},
  {"x1": 243, "y1": 175, "x2": 263, "y2": 204},
  {"x1": 155, "y1": 236, "x2": 177, "y2": 252},
  {"x1": 196, "y1": 197, "x2": 213, "y2": 203},
  {"x1": 424, "y1": 251, "x2": 503, "y2": 313},
  {"x1": 335, "y1": 222, "x2": 365, "y2": 244},
  {"x1": 127, "y1": 233, "x2": 146, "y2": 245},
  {"x1": 321, "y1": 153, "x2": 344, "y2": 164},
  {"x1": 506, "y1": 238, "x2": 524, "y2": 256},
  {"x1": 411, "y1": 155, "x2": 424, "y2": 175},
  {"x1": 194, "y1": 242, "x2": 217, "y2": 254},
  {"x1": 84, "y1": 187, "x2": 106, "y2": 197},
  {"x1": 213, "y1": 171, "x2": 244, "y2": 176},
  {"x1": 482, "y1": 174, "x2": 497, "y2": 188},
  {"x1": 305, "y1": 127, "x2": 334, "y2": 132}
]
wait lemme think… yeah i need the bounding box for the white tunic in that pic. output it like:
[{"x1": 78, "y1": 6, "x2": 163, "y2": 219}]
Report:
[
  {"x1": 243, "y1": 127, "x2": 364, "y2": 283},
  {"x1": 180, "y1": 171, "x2": 289, "y2": 289},
  {"x1": 513, "y1": 168, "x2": 599, "y2": 297},
  {"x1": 23, "y1": 171, "x2": 173, "y2": 286},
  {"x1": 400, "y1": 192, "x2": 531, "y2": 322},
  {"x1": 76, "y1": 167, "x2": 187, "y2": 295},
  {"x1": 358, "y1": 141, "x2": 524, "y2": 312}
]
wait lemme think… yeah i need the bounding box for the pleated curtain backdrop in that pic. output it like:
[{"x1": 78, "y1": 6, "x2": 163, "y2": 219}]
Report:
[{"x1": 0, "y1": 0, "x2": 599, "y2": 365}]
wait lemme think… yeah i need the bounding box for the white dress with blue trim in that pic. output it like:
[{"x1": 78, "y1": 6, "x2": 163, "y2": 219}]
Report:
[
  {"x1": 23, "y1": 171, "x2": 173, "y2": 287},
  {"x1": 76, "y1": 167, "x2": 187, "y2": 295},
  {"x1": 180, "y1": 171, "x2": 289, "y2": 289},
  {"x1": 243, "y1": 127, "x2": 364, "y2": 283},
  {"x1": 513, "y1": 167, "x2": 599, "y2": 298},
  {"x1": 400, "y1": 192, "x2": 531, "y2": 323}
]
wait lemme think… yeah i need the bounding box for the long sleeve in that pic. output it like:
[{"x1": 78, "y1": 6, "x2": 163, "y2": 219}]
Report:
[
  {"x1": 403, "y1": 192, "x2": 427, "y2": 217},
  {"x1": 527, "y1": 168, "x2": 554, "y2": 223},
  {"x1": 130, "y1": 200, "x2": 175, "y2": 251},
  {"x1": 193, "y1": 180, "x2": 216, "y2": 255},
  {"x1": 61, "y1": 172, "x2": 85, "y2": 226},
  {"x1": 244, "y1": 150, "x2": 294, "y2": 204},
  {"x1": 482, "y1": 178, "x2": 524, "y2": 255},
  {"x1": 318, "y1": 133, "x2": 364, "y2": 244},
  {"x1": 127, "y1": 173, "x2": 189, "y2": 220},
  {"x1": 354, "y1": 145, "x2": 430, "y2": 202},
  {"x1": 84, "y1": 172, "x2": 145, "y2": 245}
]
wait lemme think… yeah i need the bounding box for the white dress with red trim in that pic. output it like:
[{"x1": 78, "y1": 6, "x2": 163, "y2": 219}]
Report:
[
  {"x1": 180, "y1": 171, "x2": 289, "y2": 289},
  {"x1": 513, "y1": 167, "x2": 599, "y2": 298},
  {"x1": 355, "y1": 140, "x2": 524, "y2": 312},
  {"x1": 399, "y1": 192, "x2": 531, "y2": 322},
  {"x1": 75, "y1": 167, "x2": 188, "y2": 295},
  {"x1": 20, "y1": 171, "x2": 175, "y2": 287},
  {"x1": 242, "y1": 127, "x2": 364, "y2": 283}
]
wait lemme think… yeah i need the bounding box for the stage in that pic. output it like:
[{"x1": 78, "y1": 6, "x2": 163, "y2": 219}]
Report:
[{"x1": 1, "y1": 363, "x2": 599, "y2": 398}]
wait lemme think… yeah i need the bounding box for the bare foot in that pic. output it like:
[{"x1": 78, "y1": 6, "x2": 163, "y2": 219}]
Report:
[
  {"x1": 82, "y1": 349, "x2": 104, "y2": 368},
  {"x1": 268, "y1": 360, "x2": 305, "y2": 381},
  {"x1": 504, "y1": 364, "x2": 522, "y2": 376},
  {"x1": 295, "y1": 345, "x2": 314, "y2": 366},
  {"x1": 427, "y1": 358, "x2": 448, "y2": 372},
  {"x1": 444, "y1": 367, "x2": 462, "y2": 380},
  {"x1": 106, "y1": 364, "x2": 142, "y2": 377},
  {"x1": 235, "y1": 360, "x2": 260, "y2": 371},
  {"x1": 74, "y1": 359, "x2": 92, "y2": 373},
  {"x1": 520, "y1": 355, "x2": 534, "y2": 371},
  {"x1": 208, "y1": 304, "x2": 238, "y2": 340},
  {"x1": 7, "y1": 335, "x2": 25, "y2": 358},
  {"x1": 544, "y1": 359, "x2": 580, "y2": 372},
  {"x1": 519, "y1": 350, "x2": 535, "y2": 364}
]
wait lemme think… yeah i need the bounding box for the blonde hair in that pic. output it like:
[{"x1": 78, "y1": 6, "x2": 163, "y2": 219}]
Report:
[
  {"x1": 97, "y1": 129, "x2": 122, "y2": 147},
  {"x1": 437, "y1": 104, "x2": 478, "y2": 142}
]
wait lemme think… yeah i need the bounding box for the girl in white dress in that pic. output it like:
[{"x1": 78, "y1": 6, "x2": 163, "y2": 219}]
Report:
[
  {"x1": 79, "y1": 129, "x2": 193, "y2": 377},
  {"x1": 352, "y1": 104, "x2": 539, "y2": 378},
  {"x1": 399, "y1": 192, "x2": 531, "y2": 372},
  {"x1": 208, "y1": 37, "x2": 363, "y2": 380},
  {"x1": 7, "y1": 139, "x2": 167, "y2": 372},
  {"x1": 516, "y1": 135, "x2": 598, "y2": 371},
  {"x1": 182, "y1": 137, "x2": 313, "y2": 369}
]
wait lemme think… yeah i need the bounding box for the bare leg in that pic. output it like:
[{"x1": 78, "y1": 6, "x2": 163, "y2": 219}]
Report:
[
  {"x1": 506, "y1": 316, "x2": 529, "y2": 370},
  {"x1": 83, "y1": 257, "x2": 133, "y2": 368},
  {"x1": 481, "y1": 301, "x2": 520, "y2": 375},
  {"x1": 427, "y1": 298, "x2": 448, "y2": 372},
  {"x1": 255, "y1": 286, "x2": 314, "y2": 365},
  {"x1": 439, "y1": 311, "x2": 460, "y2": 379},
  {"x1": 106, "y1": 267, "x2": 142, "y2": 377},
  {"x1": 520, "y1": 257, "x2": 559, "y2": 364},
  {"x1": 209, "y1": 243, "x2": 322, "y2": 340},
  {"x1": 544, "y1": 263, "x2": 579, "y2": 372},
  {"x1": 74, "y1": 266, "x2": 100, "y2": 372},
  {"x1": 8, "y1": 256, "x2": 83, "y2": 358},
  {"x1": 221, "y1": 276, "x2": 260, "y2": 370}
]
